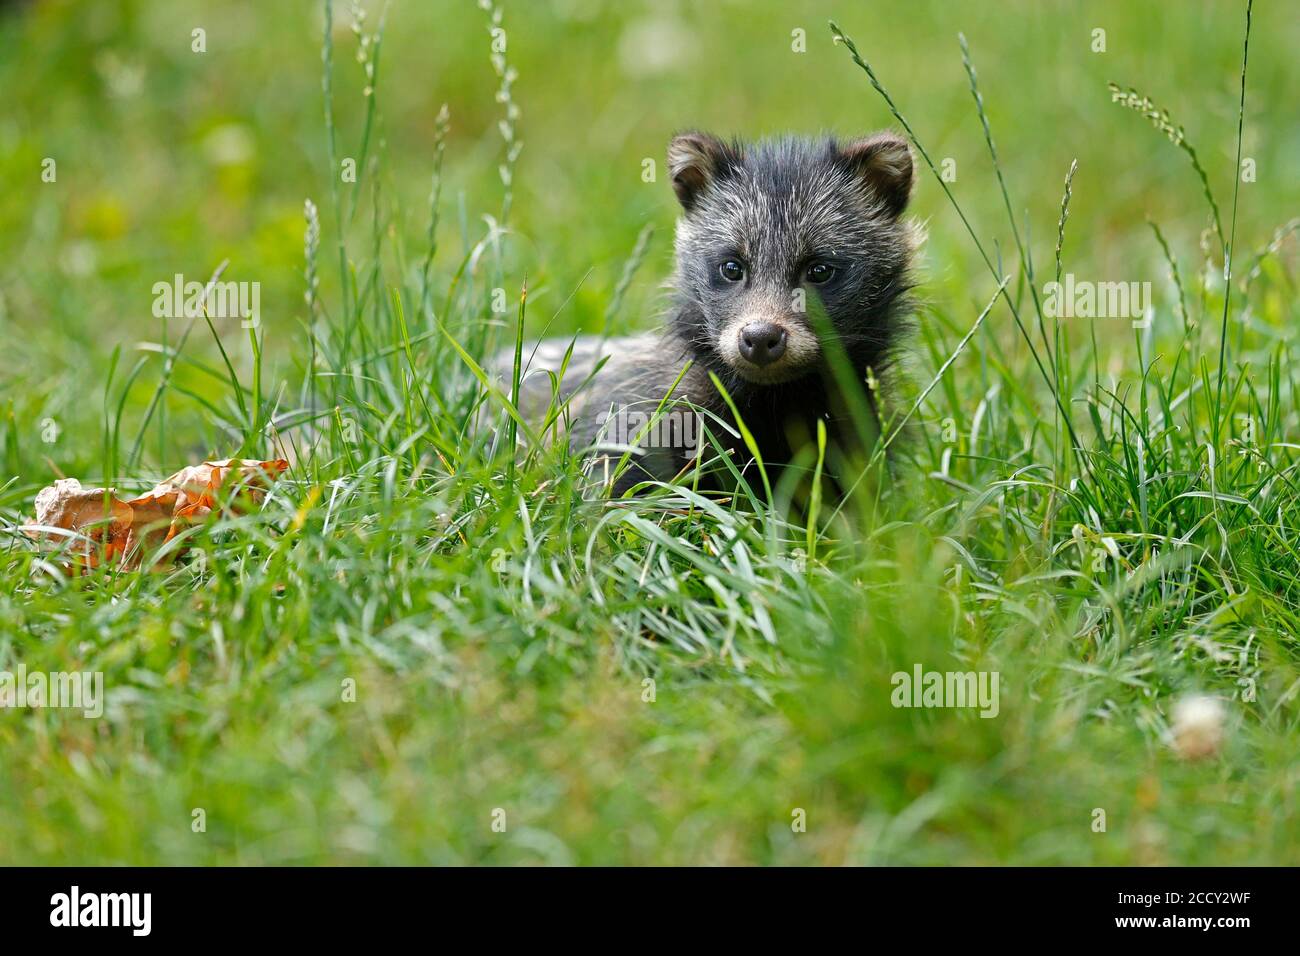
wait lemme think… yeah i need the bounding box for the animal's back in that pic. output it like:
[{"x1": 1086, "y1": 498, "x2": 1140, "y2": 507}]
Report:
[{"x1": 489, "y1": 332, "x2": 712, "y2": 490}]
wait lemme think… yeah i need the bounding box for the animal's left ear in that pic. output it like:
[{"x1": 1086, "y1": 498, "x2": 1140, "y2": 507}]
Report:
[{"x1": 840, "y1": 133, "x2": 914, "y2": 218}]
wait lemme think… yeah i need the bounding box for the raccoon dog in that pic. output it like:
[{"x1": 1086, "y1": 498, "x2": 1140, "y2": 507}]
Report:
[{"x1": 498, "y1": 131, "x2": 918, "y2": 495}]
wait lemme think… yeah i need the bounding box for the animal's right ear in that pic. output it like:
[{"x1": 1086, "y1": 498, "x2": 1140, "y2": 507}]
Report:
[{"x1": 667, "y1": 132, "x2": 736, "y2": 211}]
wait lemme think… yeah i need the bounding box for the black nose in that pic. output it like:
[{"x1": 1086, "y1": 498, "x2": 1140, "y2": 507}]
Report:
[{"x1": 738, "y1": 322, "x2": 787, "y2": 367}]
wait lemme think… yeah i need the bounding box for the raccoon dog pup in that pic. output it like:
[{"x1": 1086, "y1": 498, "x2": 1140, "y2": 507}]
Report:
[{"x1": 501, "y1": 130, "x2": 918, "y2": 495}]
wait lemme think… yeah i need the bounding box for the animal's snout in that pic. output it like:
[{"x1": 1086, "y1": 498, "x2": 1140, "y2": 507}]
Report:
[{"x1": 738, "y1": 322, "x2": 787, "y2": 367}]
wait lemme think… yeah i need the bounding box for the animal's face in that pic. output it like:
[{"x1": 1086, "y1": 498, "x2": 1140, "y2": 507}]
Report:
[{"x1": 668, "y1": 133, "x2": 915, "y2": 388}]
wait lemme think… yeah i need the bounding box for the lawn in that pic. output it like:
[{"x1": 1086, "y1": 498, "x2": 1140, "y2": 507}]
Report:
[{"x1": 0, "y1": 0, "x2": 1297, "y2": 865}]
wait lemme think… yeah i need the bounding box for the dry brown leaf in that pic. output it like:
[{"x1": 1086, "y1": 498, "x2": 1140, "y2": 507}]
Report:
[
  {"x1": 119, "y1": 490, "x2": 178, "y2": 555},
  {"x1": 28, "y1": 459, "x2": 289, "y2": 570},
  {"x1": 32, "y1": 478, "x2": 133, "y2": 538},
  {"x1": 29, "y1": 478, "x2": 134, "y2": 567}
]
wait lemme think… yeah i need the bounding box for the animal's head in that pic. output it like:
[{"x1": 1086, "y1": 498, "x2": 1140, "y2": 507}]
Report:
[{"x1": 667, "y1": 132, "x2": 917, "y2": 392}]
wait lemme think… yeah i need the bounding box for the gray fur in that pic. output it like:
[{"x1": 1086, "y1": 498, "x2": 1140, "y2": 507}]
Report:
[{"x1": 492, "y1": 131, "x2": 918, "y2": 494}]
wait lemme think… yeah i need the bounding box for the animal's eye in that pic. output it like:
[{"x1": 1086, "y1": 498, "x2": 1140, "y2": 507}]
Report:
[
  {"x1": 719, "y1": 260, "x2": 746, "y2": 283},
  {"x1": 806, "y1": 262, "x2": 836, "y2": 284}
]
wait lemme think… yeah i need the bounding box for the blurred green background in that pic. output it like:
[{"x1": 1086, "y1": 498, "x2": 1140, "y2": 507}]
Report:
[{"x1": 1, "y1": 0, "x2": 1297, "y2": 469}]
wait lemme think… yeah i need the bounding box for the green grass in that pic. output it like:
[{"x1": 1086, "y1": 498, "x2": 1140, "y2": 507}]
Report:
[{"x1": 0, "y1": 0, "x2": 1298, "y2": 865}]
